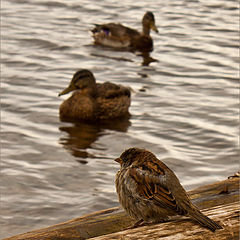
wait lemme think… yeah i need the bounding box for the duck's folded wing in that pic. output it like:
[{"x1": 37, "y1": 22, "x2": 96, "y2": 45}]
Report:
[
  {"x1": 97, "y1": 82, "x2": 131, "y2": 99},
  {"x1": 92, "y1": 23, "x2": 139, "y2": 38}
]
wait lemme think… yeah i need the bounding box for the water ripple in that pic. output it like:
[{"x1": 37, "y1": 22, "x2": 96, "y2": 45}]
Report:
[{"x1": 1, "y1": 0, "x2": 239, "y2": 238}]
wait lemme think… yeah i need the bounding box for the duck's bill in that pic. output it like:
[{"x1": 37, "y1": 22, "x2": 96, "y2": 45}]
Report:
[
  {"x1": 151, "y1": 24, "x2": 159, "y2": 33},
  {"x1": 58, "y1": 85, "x2": 75, "y2": 96}
]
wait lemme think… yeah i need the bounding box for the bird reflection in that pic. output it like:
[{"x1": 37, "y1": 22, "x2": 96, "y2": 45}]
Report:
[
  {"x1": 140, "y1": 51, "x2": 158, "y2": 66},
  {"x1": 90, "y1": 51, "x2": 158, "y2": 66},
  {"x1": 58, "y1": 116, "x2": 131, "y2": 163}
]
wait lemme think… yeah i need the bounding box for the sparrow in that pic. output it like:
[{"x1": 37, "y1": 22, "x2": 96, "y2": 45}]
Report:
[{"x1": 115, "y1": 147, "x2": 223, "y2": 231}]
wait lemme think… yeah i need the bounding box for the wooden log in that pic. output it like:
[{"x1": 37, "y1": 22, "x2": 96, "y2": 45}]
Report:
[
  {"x1": 92, "y1": 202, "x2": 239, "y2": 240},
  {"x1": 4, "y1": 176, "x2": 239, "y2": 240}
]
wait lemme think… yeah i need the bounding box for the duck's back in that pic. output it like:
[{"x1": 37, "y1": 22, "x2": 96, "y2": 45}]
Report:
[
  {"x1": 92, "y1": 23, "x2": 140, "y2": 48},
  {"x1": 96, "y1": 82, "x2": 131, "y2": 120},
  {"x1": 97, "y1": 82, "x2": 130, "y2": 98},
  {"x1": 93, "y1": 23, "x2": 139, "y2": 38}
]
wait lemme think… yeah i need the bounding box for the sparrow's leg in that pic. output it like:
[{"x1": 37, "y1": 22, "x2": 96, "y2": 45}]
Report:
[{"x1": 127, "y1": 219, "x2": 144, "y2": 229}]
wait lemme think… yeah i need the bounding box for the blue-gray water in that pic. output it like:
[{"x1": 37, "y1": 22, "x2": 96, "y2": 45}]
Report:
[{"x1": 1, "y1": 0, "x2": 239, "y2": 238}]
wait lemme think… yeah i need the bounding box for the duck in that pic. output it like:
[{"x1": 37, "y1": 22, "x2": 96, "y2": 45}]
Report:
[
  {"x1": 58, "y1": 69, "x2": 131, "y2": 121},
  {"x1": 92, "y1": 11, "x2": 158, "y2": 52}
]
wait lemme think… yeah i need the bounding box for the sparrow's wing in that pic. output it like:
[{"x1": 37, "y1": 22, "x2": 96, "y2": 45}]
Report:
[{"x1": 129, "y1": 159, "x2": 187, "y2": 214}]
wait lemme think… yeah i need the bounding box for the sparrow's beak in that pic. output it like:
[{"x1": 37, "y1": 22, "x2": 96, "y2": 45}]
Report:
[{"x1": 115, "y1": 157, "x2": 123, "y2": 164}]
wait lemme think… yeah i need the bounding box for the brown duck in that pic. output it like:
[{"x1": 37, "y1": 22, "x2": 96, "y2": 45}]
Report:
[
  {"x1": 92, "y1": 11, "x2": 158, "y2": 52},
  {"x1": 58, "y1": 70, "x2": 131, "y2": 121}
]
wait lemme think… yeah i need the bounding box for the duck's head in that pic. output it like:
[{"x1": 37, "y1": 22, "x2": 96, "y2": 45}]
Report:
[
  {"x1": 59, "y1": 69, "x2": 96, "y2": 96},
  {"x1": 142, "y1": 11, "x2": 158, "y2": 34}
]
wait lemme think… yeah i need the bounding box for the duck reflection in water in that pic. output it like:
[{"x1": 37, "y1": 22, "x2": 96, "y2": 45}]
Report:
[
  {"x1": 59, "y1": 117, "x2": 131, "y2": 162},
  {"x1": 90, "y1": 51, "x2": 158, "y2": 66},
  {"x1": 140, "y1": 51, "x2": 158, "y2": 66}
]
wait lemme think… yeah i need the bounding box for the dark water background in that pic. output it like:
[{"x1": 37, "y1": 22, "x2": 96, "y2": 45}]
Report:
[{"x1": 1, "y1": 0, "x2": 239, "y2": 238}]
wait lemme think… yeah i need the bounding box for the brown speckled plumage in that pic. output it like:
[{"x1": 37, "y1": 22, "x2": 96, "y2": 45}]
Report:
[
  {"x1": 59, "y1": 70, "x2": 131, "y2": 121},
  {"x1": 115, "y1": 148, "x2": 223, "y2": 231},
  {"x1": 92, "y1": 12, "x2": 158, "y2": 52}
]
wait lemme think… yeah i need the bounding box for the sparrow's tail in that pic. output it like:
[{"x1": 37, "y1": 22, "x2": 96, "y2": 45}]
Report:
[{"x1": 189, "y1": 208, "x2": 222, "y2": 232}]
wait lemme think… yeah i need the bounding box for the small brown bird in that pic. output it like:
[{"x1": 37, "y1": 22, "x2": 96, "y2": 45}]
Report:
[
  {"x1": 58, "y1": 69, "x2": 131, "y2": 121},
  {"x1": 115, "y1": 148, "x2": 223, "y2": 231},
  {"x1": 92, "y1": 11, "x2": 158, "y2": 52}
]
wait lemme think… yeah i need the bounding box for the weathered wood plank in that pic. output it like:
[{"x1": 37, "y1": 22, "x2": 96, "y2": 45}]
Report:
[
  {"x1": 91, "y1": 202, "x2": 239, "y2": 240},
  {"x1": 4, "y1": 177, "x2": 239, "y2": 240}
]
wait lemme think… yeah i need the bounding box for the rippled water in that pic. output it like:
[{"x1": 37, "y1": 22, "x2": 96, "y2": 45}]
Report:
[{"x1": 1, "y1": 0, "x2": 239, "y2": 238}]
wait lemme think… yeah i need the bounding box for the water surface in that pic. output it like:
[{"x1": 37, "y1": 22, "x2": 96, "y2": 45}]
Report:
[{"x1": 1, "y1": 0, "x2": 239, "y2": 238}]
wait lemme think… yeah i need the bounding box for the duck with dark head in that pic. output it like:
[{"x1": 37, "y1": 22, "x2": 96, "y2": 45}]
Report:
[
  {"x1": 59, "y1": 69, "x2": 131, "y2": 122},
  {"x1": 92, "y1": 11, "x2": 158, "y2": 52}
]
